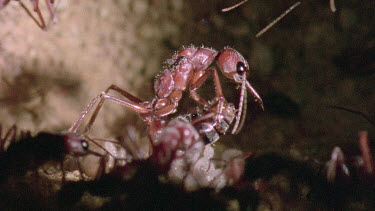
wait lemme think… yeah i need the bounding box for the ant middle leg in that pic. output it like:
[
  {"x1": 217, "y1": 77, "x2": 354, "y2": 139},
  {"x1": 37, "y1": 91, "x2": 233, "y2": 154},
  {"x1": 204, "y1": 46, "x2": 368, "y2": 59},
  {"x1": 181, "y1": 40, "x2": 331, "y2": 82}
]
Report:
[
  {"x1": 0, "y1": 125, "x2": 17, "y2": 152},
  {"x1": 190, "y1": 67, "x2": 233, "y2": 130},
  {"x1": 31, "y1": 0, "x2": 47, "y2": 29},
  {"x1": 18, "y1": 0, "x2": 56, "y2": 30},
  {"x1": 69, "y1": 85, "x2": 149, "y2": 134},
  {"x1": 189, "y1": 67, "x2": 222, "y2": 106},
  {"x1": 82, "y1": 85, "x2": 147, "y2": 134},
  {"x1": 18, "y1": 1, "x2": 45, "y2": 29},
  {"x1": 44, "y1": 0, "x2": 56, "y2": 23}
]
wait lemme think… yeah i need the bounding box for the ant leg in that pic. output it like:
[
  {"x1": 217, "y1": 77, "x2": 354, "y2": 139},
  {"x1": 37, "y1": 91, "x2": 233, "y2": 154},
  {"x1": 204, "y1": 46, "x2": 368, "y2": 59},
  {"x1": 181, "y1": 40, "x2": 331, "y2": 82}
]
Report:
[
  {"x1": 211, "y1": 67, "x2": 226, "y2": 120},
  {"x1": 105, "y1": 84, "x2": 143, "y2": 104},
  {"x1": 119, "y1": 127, "x2": 141, "y2": 159},
  {"x1": 329, "y1": 105, "x2": 375, "y2": 126},
  {"x1": 0, "y1": 125, "x2": 17, "y2": 152},
  {"x1": 74, "y1": 157, "x2": 85, "y2": 180},
  {"x1": 85, "y1": 135, "x2": 131, "y2": 162},
  {"x1": 0, "y1": 125, "x2": 3, "y2": 150},
  {"x1": 359, "y1": 131, "x2": 374, "y2": 175},
  {"x1": 18, "y1": 1, "x2": 44, "y2": 29},
  {"x1": 189, "y1": 67, "x2": 220, "y2": 106},
  {"x1": 69, "y1": 94, "x2": 103, "y2": 132},
  {"x1": 31, "y1": 0, "x2": 47, "y2": 30},
  {"x1": 82, "y1": 85, "x2": 145, "y2": 134},
  {"x1": 69, "y1": 88, "x2": 147, "y2": 133},
  {"x1": 61, "y1": 160, "x2": 66, "y2": 185},
  {"x1": 44, "y1": 0, "x2": 56, "y2": 23},
  {"x1": 190, "y1": 67, "x2": 228, "y2": 123},
  {"x1": 121, "y1": 126, "x2": 152, "y2": 159},
  {"x1": 94, "y1": 156, "x2": 106, "y2": 180}
]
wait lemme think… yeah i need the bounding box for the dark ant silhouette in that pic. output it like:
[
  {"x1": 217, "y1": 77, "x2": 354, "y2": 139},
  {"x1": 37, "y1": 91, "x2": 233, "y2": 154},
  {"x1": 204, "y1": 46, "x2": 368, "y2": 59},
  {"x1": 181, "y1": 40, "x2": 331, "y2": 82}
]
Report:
[{"x1": 0, "y1": 125, "x2": 132, "y2": 184}]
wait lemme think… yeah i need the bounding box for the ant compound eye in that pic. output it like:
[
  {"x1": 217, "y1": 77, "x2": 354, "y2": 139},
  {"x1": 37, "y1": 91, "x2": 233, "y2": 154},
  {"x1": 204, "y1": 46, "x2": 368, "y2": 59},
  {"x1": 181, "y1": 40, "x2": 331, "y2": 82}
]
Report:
[
  {"x1": 81, "y1": 140, "x2": 89, "y2": 151},
  {"x1": 236, "y1": 62, "x2": 246, "y2": 76}
]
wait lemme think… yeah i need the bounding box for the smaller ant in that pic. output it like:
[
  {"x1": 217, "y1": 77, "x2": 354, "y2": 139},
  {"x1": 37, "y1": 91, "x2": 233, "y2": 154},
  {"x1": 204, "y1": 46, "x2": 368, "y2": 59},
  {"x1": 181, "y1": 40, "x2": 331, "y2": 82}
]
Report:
[
  {"x1": 0, "y1": 124, "x2": 132, "y2": 184},
  {"x1": 0, "y1": 0, "x2": 56, "y2": 30}
]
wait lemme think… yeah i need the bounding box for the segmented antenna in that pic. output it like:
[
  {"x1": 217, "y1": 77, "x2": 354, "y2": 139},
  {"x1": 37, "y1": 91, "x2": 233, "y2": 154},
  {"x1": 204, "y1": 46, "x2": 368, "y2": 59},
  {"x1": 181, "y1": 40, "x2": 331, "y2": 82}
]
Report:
[
  {"x1": 256, "y1": 1, "x2": 301, "y2": 37},
  {"x1": 329, "y1": 105, "x2": 375, "y2": 126},
  {"x1": 222, "y1": 0, "x2": 248, "y2": 12},
  {"x1": 330, "y1": 0, "x2": 337, "y2": 12},
  {"x1": 232, "y1": 76, "x2": 247, "y2": 134}
]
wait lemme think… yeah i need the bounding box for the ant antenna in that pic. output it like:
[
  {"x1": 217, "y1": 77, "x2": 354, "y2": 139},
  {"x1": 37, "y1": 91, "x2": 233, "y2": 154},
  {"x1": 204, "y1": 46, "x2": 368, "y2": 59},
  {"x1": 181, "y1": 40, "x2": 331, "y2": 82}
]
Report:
[
  {"x1": 256, "y1": 1, "x2": 301, "y2": 37},
  {"x1": 232, "y1": 75, "x2": 247, "y2": 134},
  {"x1": 222, "y1": 0, "x2": 248, "y2": 12},
  {"x1": 329, "y1": 105, "x2": 375, "y2": 126},
  {"x1": 330, "y1": 0, "x2": 337, "y2": 12}
]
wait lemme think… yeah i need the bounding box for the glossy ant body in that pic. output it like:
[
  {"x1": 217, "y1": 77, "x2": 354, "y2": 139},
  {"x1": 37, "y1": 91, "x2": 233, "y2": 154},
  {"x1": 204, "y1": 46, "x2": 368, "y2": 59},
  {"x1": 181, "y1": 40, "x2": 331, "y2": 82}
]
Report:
[
  {"x1": 69, "y1": 46, "x2": 264, "y2": 144},
  {"x1": 0, "y1": 0, "x2": 56, "y2": 30}
]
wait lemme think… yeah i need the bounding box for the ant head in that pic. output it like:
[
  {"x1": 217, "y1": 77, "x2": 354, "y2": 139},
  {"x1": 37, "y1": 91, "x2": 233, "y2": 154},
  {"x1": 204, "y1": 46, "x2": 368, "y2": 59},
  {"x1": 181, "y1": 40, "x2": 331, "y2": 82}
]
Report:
[
  {"x1": 63, "y1": 132, "x2": 90, "y2": 156},
  {"x1": 217, "y1": 48, "x2": 264, "y2": 134},
  {"x1": 216, "y1": 48, "x2": 250, "y2": 83}
]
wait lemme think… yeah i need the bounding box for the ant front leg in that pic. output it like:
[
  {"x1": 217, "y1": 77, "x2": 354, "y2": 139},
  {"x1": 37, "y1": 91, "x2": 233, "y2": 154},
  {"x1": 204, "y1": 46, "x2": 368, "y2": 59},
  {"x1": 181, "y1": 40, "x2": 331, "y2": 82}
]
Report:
[
  {"x1": 359, "y1": 131, "x2": 374, "y2": 175},
  {"x1": 31, "y1": 0, "x2": 47, "y2": 29},
  {"x1": 69, "y1": 85, "x2": 149, "y2": 134},
  {"x1": 0, "y1": 125, "x2": 17, "y2": 152},
  {"x1": 190, "y1": 67, "x2": 228, "y2": 127},
  {"x1": 190, "y1": 67, "x2": 225, "y2": 107},
  {"x1": 44, "y1": 0, "x2": 56, "y2": 23}
]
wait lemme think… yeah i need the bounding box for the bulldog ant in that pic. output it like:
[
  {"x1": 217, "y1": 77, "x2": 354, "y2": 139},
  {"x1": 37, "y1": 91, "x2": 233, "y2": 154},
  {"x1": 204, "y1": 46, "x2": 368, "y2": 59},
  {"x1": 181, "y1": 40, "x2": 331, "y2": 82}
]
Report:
[
  {"x1": 69, "y1": 46, "x2": 264, "y2": 144},
  {"x1": 0, "y1": 0, "x2": 56, "y2": 30}
]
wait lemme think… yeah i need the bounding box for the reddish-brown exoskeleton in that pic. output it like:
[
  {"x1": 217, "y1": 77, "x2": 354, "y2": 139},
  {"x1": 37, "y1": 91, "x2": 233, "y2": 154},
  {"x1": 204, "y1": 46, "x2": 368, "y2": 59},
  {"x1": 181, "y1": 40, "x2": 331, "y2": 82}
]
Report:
[
  {"x1": 0, "y1": 0, "x2": 56, "y2": 30},
  {"x1": 69, "y1": 46, "x2": 264, "y2": 144}
]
